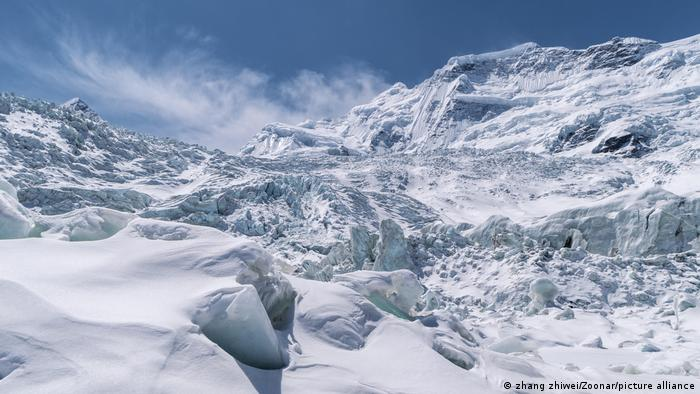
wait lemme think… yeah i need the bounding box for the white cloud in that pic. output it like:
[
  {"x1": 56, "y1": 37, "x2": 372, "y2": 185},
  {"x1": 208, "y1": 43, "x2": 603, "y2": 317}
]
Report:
[
  {"x1": 175, "y1": 26, "x2": 216, "y2": 45},
  {"x1": 1, "y1": 32, "x2": 389, "y2": 152}
]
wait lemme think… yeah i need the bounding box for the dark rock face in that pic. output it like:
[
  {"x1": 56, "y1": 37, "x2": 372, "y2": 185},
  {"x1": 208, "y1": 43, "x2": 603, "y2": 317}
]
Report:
[
  {"x1": 583, "y1": 37, "x2": 661, "y2": 70},
  {"x1": 551, "y1": 123, "x2": 600, "y2": 153},
  {"x1": 446, "y1": 100, "x2": 513, "y2": 123},
  {"x1": 369, "y1": 128, "x2": 406, "y2": 150},
  {"x1": 592, "y1": 133, "x2": 650, "y2": 157}
]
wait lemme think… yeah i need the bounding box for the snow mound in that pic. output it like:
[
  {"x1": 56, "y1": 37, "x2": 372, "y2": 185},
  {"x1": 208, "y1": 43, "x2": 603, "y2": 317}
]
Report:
[
  {"x1": 469, "y1": 215, "x2": 523, "y2": 249},
  {"x1": 292, "y1": 277, "x2": 383, "y2": 350},
  {"x1": 33, "y1": 207, "x2": 135, "y2": 241}
]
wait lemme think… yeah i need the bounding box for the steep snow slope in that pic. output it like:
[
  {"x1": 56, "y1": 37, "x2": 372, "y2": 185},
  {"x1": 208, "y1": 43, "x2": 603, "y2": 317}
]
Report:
[
  {"x1": 1, "y1": 35, "x2": 700, "y2": 393},
  {"x1": 247, "y1": 35, "x2": 700, "y2": 160}
]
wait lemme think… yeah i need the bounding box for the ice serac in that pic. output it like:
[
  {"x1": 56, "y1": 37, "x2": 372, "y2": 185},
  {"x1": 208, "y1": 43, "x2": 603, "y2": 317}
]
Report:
[
  {"x1": 527, "y1": 277, "x2": 558, "y2": 315},
  {"x1": 194, "y1": 285, "x2": 288, "y2": 370},
  {"x1": 0, "y1": 188, "x2": 33, "y2": 239},
  {"x1": 374, "y1": 219, "x2": 415, "y2": 272},
  {"x1": 469, "y1": 215, "x2": 523, "y2": 249},
  {"x1": 350, "y1": 225, "x2": 377, "y2": 269},
  {"x1": 236, "y1": 258, "x2": 297, "y2": 330},
  {"x1": 0, "y1": 178, "x2": 17, "y2": 199},
  {"x1": 529, "y1": 188, "x2": 700, "y2": 256}
]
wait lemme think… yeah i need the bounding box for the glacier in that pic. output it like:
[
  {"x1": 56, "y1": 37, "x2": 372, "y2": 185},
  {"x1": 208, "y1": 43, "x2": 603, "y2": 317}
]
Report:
[{"x1": 0, "y1": 34, "x2": 700, "y2": 393}]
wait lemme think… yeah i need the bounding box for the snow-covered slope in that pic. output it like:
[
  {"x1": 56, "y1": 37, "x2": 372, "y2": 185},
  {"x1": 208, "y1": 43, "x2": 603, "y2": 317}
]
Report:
[
  {"x1": 1, "y1": 35, "x2": 700, "y2": 393},
  {"x1": 247, "y1": 36, "x2": 700, "y2": 160}
]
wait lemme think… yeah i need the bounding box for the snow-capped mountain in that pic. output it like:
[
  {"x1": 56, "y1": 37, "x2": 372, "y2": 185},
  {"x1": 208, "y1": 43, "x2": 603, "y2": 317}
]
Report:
[
  {"x1": 246, "y1": 36, "x2": 699, "y2": 159},
  {"x1": 1, "y1": 36, "x2": 699, "y2": 393}
]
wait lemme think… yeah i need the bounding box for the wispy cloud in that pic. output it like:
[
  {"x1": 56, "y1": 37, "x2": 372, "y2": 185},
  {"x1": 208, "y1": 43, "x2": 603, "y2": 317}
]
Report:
[
  {"x1": 0, "y1": 28, "x2": 388, "y2": 152},
  {"x1": 175, "y1": 26, "x2": 216, "y2": 46}
]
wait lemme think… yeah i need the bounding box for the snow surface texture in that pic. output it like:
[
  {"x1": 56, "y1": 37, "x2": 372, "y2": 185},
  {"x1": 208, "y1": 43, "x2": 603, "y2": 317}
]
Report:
[{"x1": 1, "y1": 35, "x2": 700, "y2": 393}]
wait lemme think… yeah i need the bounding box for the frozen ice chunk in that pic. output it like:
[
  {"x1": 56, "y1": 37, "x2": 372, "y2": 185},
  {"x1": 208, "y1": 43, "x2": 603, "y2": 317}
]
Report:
[
  {"x1": 489, "y1": 336, "x2": 531, "y2": 354},
  {"x1": 235, "y1": 252, "x2": 297, "y2": 330},
  {"x1": 0, "y1": 178, "x2": 17, "y2": 200},
  {"x1": 0, "y1": 191, "x2": 33, "y2": 239},
  {"x1": 581, "y1": 336, "x2": 604, "y2": 348},
  {"x1": 249, "y1": 274, "x2": 296, "y2": 330},
  {"x1": 0, "y1": 352, "x2": 22, "y2": 380},
  {"x1": 193, "y1": 285, "x2": 288, "y2": 370},
  {"x1": 469, "y1": 215, "x2": 523, "y2": 248},
  {"x1": 528, "y1": 188, "x2": 700, "y2": 256},
  {"x1": 34, "y1": 207, "x2": 134, "y2": 241},
  {"x1": 350, "y1": 225, "x2": 377, "y2": 269},
  {"x1": 315, "y1": 242, "x2": 353, "y2": 277},
  {"x1": 677, "y1": 294, "x2": 697, "y2": 312},
  {"x1": 526, "y1": 278, "x2": 558, "y2": 315},
  {"x1": 481, "y1": 351, "x2": 544, "y2": 377},
  {"x1": 374, "y1": 219, "x2": 415, "y2": 272},
  {"x1": 432, "y1": 337, "x2": 476, "y2": 370},
  {"x1": 555, "y1": 307, "x2": 575, "y2": 320},
  {"x1": 334, "y1": 270, "x2": 424, "y2": 319},
  {"x1": 530, "y1": 278, "x2": 559, "y2": 301},
  {"x1": 638, "y1": 342, "x2": 661, "y2": 352}
]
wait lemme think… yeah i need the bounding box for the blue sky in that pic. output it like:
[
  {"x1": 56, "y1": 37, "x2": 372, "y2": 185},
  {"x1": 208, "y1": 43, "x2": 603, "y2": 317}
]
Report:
[{"x1": 1, "y1": 0, "x2": 698, "y2": 151}]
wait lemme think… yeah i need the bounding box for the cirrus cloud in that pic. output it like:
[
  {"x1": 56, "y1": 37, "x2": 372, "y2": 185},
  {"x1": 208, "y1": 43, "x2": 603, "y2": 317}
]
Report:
[{"x1": 0, "y1": 28, "x2": 389, "y2": 152}]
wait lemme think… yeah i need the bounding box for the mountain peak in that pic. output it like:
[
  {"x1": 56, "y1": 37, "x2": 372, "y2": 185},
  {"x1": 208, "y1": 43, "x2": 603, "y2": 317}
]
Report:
[
  {"x1": 60, "y1": 97, "x2": 102, "y2": 121},
  {"x1": 447, "y1": 42, "x2": 539, "y2": 66},
  {"x1": 61, "y1": 97, "x2": 92, "y2": 112}
]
